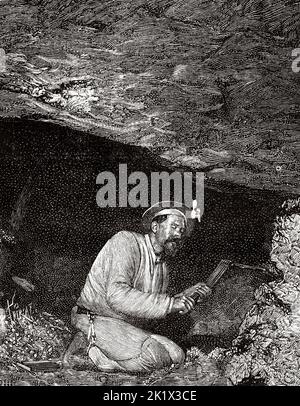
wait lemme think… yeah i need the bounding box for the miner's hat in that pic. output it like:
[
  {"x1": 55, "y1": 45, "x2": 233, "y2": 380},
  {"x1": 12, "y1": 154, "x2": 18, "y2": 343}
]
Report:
[{"x1": 141, "y1": 200, "x2": 201, "y2": 235}]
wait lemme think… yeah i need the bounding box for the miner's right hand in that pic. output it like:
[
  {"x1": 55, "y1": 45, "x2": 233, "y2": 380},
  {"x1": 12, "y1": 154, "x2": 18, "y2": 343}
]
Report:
[{"x1": 171, "y1": 296, "x2": 195, "y2": 315}]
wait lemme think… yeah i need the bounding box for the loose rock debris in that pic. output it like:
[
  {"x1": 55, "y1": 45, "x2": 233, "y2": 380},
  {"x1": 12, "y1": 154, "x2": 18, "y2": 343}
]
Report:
[
  {"x1": 213, "y1": 199, "x2": 300, "y2": 386},
  {"x1": 0, "y1": 306, "x2": 227, "y2": 386},
  {"x1": 0, "y1": 307, "x2": 71, "y2": 368}
]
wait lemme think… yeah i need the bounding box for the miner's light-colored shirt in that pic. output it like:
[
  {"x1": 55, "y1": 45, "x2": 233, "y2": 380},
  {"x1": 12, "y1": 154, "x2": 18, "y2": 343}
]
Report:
[{"x1": 77, "y1": 231, "x2": 174, "y2": 322}]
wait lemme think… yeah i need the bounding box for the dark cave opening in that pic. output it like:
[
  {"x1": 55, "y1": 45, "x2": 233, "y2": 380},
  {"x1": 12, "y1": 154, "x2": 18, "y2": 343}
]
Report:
[{"x1": 0, "y1": 118, "x2": 286, "y2": 350}]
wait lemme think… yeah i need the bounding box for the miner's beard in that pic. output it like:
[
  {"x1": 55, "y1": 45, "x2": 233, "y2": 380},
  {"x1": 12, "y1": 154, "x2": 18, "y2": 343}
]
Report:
[{"x1": 164, "y1": 240, "x2": 182, "y2": 257}]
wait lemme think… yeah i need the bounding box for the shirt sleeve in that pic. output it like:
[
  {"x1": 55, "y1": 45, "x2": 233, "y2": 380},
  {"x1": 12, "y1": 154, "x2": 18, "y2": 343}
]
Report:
[{"x1": 105, "y1": 232, "x2": 173, "y2": 319}]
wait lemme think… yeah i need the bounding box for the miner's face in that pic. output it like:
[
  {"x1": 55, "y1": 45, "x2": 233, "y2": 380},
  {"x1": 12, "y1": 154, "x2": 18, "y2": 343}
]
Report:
[{"x1": 152, "y1": 214, "x2": 186, "y2": 256}]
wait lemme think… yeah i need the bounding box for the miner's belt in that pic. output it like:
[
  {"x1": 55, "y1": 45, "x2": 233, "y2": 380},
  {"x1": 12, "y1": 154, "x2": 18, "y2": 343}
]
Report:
[{"x1": 76, "y1": 306, "x2": 95, "y2": 316}]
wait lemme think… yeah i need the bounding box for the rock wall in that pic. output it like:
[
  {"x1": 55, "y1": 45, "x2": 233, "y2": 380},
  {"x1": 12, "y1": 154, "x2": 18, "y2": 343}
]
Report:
[
  {"x1": 218, "y1": 198, "x2": 300, "y2": 385},
  {"x1": 0, "y1": 0, "x2": 299, "y2": 195}
]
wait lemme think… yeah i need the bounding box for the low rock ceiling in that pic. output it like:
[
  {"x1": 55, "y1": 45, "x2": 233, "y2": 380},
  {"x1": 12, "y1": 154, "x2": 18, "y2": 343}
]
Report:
[{"x1": 0, "y1": 0, "x2": 299, "y2": 196}]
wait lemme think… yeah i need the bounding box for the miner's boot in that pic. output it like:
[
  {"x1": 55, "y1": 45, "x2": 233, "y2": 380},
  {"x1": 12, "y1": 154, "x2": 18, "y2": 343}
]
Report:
[{"x1": 63, "y1": 331, "x2": 89, "y2": 368}]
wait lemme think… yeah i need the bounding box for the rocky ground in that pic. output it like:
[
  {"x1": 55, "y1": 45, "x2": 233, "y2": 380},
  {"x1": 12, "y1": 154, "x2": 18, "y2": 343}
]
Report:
[{"x1": 0, "y1": 306, "x2": 227, "y2": 386}]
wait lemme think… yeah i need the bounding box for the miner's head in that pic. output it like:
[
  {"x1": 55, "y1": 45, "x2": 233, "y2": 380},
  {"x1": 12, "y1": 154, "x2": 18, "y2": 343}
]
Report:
[
  {"x1": 142, "y1": 201, "x2": 188, "y2": 257},
  {"x1": 150, "y1": 213, "x2": 186, "y2": 256}
]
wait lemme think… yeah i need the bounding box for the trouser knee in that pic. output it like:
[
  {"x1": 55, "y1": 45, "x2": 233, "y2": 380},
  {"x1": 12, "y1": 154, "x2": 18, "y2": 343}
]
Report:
[
  {"x1": 150, "y1": 334, "x2": 185, "y2": 365},
  {"x1": 141, "y1": 338, "x2": 185, "y2": 370},
  {"x1": 118, "y1": 337, "x2": 172, "y2": 373},
  {"x1": 144, "y1": 337, "x2": 173, "y2": 367}
]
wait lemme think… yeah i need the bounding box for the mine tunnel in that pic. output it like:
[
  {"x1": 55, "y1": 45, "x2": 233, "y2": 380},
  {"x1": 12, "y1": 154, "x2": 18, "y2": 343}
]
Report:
[
  {"x1": 0, "y1": 118, "x2": 292, "y2": 357},
  {"x1": 0, "y1": 0, "x2": 299, "y2": 386}
]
